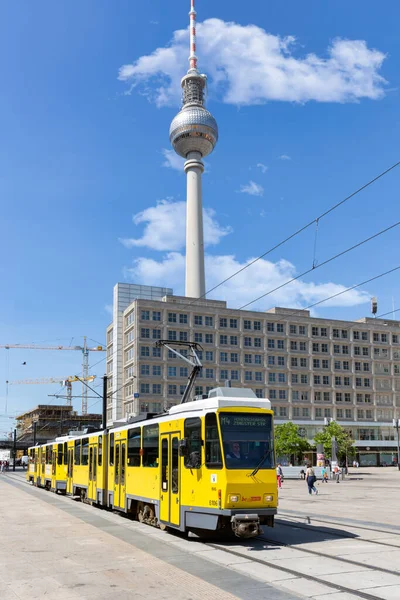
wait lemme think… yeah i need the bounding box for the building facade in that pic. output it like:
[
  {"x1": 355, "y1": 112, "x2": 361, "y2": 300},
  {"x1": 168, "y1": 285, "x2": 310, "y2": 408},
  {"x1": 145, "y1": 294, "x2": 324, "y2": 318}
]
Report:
[{"x1": 106, "y1": 284, "x2": 400, "y2": 466}]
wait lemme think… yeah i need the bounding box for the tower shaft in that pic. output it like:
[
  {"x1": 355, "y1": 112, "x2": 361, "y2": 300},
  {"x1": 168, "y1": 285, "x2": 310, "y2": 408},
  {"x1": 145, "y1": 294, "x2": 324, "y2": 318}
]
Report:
[{"x1": 185, "y1": 152, "x2": 205, "y2": 298}]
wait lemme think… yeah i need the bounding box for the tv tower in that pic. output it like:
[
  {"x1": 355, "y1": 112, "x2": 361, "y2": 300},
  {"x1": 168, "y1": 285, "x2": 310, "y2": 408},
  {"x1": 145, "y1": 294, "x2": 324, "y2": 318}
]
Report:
[{"x1": 170, "y1": 0, "x2": 218, "y2": 298}]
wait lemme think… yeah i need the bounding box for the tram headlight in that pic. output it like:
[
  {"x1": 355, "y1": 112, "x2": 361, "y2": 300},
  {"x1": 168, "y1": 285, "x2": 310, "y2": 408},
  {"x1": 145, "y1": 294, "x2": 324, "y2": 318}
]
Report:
[
  {"x1": 229, "y1": 495, "x2": 239, "y2": 503},
  {"x1": 264, "y1": 494, "x2": 274, "y2": 503}
]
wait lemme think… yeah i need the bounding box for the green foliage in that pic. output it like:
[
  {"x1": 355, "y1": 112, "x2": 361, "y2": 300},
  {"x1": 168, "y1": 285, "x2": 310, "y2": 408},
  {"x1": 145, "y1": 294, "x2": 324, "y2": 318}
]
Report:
[
  {"x1": 314, "y1": 421, "x2": 355, "y2": 461},
  {"x1": 275, "y1": 422, "x2": 311, "y2": 461}
]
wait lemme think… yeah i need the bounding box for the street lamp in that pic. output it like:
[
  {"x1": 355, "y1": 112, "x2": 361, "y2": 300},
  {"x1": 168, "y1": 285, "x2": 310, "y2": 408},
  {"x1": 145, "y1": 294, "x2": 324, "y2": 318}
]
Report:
[{"x1": 393, "y1": 419, "x2": 400, "y2": 471}]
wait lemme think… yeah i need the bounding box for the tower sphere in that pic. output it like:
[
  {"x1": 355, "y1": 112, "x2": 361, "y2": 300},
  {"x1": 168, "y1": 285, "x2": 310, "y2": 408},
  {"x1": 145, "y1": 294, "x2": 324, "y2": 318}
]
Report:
[{"x1": 170, "y1": 105, "x2": 218, "y2": 159}]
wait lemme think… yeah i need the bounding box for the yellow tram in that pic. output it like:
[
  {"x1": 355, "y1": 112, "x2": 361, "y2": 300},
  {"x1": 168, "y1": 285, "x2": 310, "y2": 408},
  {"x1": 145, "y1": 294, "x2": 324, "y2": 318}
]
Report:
[{"x1": 27, "y1": 385, "x2": 277, "y2": 538}]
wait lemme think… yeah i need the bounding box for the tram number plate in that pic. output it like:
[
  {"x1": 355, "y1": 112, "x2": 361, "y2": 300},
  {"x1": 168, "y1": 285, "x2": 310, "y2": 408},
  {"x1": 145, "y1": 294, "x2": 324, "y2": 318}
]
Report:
[{"x1": 209, "y1": 500, "x2": 218, "y2": 507}]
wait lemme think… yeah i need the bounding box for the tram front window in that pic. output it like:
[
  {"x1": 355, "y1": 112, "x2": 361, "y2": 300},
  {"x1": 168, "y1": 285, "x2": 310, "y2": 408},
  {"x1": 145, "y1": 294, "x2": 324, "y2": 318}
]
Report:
[{"x1": 219, "y1": 412, "x2": 274, "y2": 470}]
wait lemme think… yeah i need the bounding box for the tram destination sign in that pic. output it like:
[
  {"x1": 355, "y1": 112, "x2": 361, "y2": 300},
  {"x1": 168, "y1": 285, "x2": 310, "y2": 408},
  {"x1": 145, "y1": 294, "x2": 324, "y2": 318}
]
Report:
[{"x1": 220, "y1": 414, "x2": 270, "y2": 429}]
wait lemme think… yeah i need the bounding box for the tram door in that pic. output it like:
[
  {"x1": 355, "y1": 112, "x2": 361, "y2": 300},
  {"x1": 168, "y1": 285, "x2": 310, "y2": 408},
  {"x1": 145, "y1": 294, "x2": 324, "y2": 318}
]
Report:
[
  {"x1": 67, "y1": 448, "x2": 74, "y2": 495},
  {"x1": 159, "y1": 434, "x2": 180, "y2": 527},
  {"x1": 88, "y1": 445, "x2": 97, "y2": 502},
  {"x1": 113, "y1": 441, "x2": 126, "y2": 510}
]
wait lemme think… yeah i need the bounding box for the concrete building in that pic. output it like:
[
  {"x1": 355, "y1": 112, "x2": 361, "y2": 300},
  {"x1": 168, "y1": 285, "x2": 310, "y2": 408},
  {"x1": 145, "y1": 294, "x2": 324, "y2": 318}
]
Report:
[
  {"x1": 106, "y1": 283, "x2": 400, "y2": 466},
  {"x1": 16, "y1": 405, "x2": 102, "y2": 445}
]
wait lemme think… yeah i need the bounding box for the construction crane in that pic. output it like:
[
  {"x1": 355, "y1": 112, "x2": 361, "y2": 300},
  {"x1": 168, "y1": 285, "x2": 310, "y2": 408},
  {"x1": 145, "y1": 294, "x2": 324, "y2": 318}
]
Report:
[
  {"x1": 8, "y1": 375, "x2": 96, "y2": 407},
  {"x1": 0, "y1": 337, "x2": 104, "y2": 415}
]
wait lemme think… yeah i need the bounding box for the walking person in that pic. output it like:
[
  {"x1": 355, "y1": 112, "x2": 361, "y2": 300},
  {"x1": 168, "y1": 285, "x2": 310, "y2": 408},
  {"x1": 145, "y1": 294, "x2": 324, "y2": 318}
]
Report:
[
  {"x1": 306, "y1": 464, "x2": 318, "y2": 495},
  {"x1": 276, "y1": 464, "x2": 283, "y2": 488},
  {"x1": 321, "y1": 465, "x2": 328, "y2": 483},
  {"x1": 333, "y1": 465, "x2": 341, "y2": 483}
]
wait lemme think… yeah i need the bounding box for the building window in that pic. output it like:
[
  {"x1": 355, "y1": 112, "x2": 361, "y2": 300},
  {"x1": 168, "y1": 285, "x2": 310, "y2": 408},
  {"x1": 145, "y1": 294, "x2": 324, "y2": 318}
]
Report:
[
  {"x1": 244, "y1": 354, "x2": 252, "y2": 364},
  {"x1": 230, "y1": 319, "x2": 238, "y2": 329},
  {"x1": 153, "y1": 347, "x2": 161, "y2": 358},
  {"x1": 279, "y1": 405, "x2": 287, "y2": 415},
  {"x1": 152, "y1": 329, "x2": 161, "y2": 340},
  {"x1": 220, "y1": 369, "x2": 228, "y2": 380},
  {"x1": 324, "y1": 392, "x2": 330, "y2": 402},
  {"x1": 279, "y1": 390, "x2": 286, "y2": 400},
  {"x1": 345, "y1": 393, "x2": 351, "y2": 403},
  {"x1": 342, "y1": 346, "x2": 349, "y2": 355},
  {"x1": 302, "y1": 408, "x2": 309, "y2": 417},
  {"x1": 231, "y1": 370, "x2": 239, "y2": 380},
  {"x1": 205, "y1": 351, "x2": 213, "y2": 361},
  {"x1": 292, "y1": 391, "x2": 299, "y2": 400},
  {"x1": 141, "y1": 346, "x2": 150, "y2": 357},
  {"x1": 194, "y1": 333, "x2": 203, "y2": 343},
  {"x1": 244, "y1": 337, "x2": 252, "y2": 347},
  {"x1": 324, "y1": 408, "x2": 331, "y2": 418},
  {"x1": 205, "y1": 368, "x2": 214, "y2": 379},
  {"x1": 322, "y1": 359, "x2": 329, "y2": 369},
  {"x1": 220, "y1": 352, "x2": 228, "y2": 362},
  {"x1": 168, "y1": 330, "x2": 177, "y2": 341},
  {"x1": 290, "y1": 324, "x2": 297, "y2": 335},
  {"x1": 219, "y1": 318, "x2": 227, "y2": 328},
  {"x1": 168, "y1": 366, "x2": 176, "y2": 377},
  {"x1": 180, "y1": 367, "x2": 188, "y2": 377},
  {"x1": 277, "y1": 340, "x2": 285, "y2": 349},
  {"x1": 141, "y1": 310, "x2": 150, "y2": 321},
  {"x1": 255, "y1": 389, "x2": 264, "y2": 398},
  {"x1": 312, "y1": 326, "x2": 318, "y2": 336},
  {"x1": 255, "y1": 372, "x2": 263, "y2": 382},
  {"x1": 345, "y1": 409, "x2": 352, "y2": 419},
  {"x1": 168, "y1": 384, "x2": 177, "y2": 395},
  {"x1": 141, "y1": 328, "x2": 150, "y2": 339},
  {"x1": 153, "y1": 365, "x2": 161, "y2": 376},
  {"x1": 244, "y1": 320, "x2": 251, "y2": 330},
  {"x1": 254, "y1": 321, "x2": 261, "y2": 331},
  {"x1": 269, "y1": 356, "x2": 276, "y2": 366},
  {"x1": 321, "y1": 327, "x2": 327, "y2": 337},
  {"x1": 361, "y1": 332, "x2": 368, "y2": 341},
  {"x1": 301, "y1": 374, "x2": 308, "y2": 384},
  {"x1": 168, "y1": 313, "x2": 177, "y2": 323},
  {"x1": 314, "y1": 391, "x2": 321, "y2": 402},
  {"x1": 267, "y1": 322, "x2": 274, "y2": 332},
  {"x1": 140, "y1": 383, "x2": 150, "y2": 394},
  {"x1": 335, "y1": 376, "x2": 342, "y2": 386},
  {"x1": 393, "y1": 334, "x2": 399, "y2": 344},
  {"x1": 300, "y1": 342, "x2": 307, "y2": 352},
  {"x1": 152, "y1": 384, "x2": 161, "y2": 394},
  {"x1": 268, "y1": 339, "x2": 275, "y2": 349},
  {"x1": 277, "y1": 324, "x2": 284, "y2": 333},
  {"x1": 337, "y1": 409, "x2": 343, "y2": 418},
  {"x1": 152, "y1": 311, "x2": 161, "y2": 321},
  {"x1": 314, "y1": 375, "x2": 321, "y2": 385},
  {"x1": 315, "y1": 408, "x2": 322, "y2": 418},
  {"x1": 220, "y1": 335, "x2": 227, "y2": 345},
  {"x1": 312, "y1": 343, "x2": 319, "y2": 352},
  {"x1": 205, "y1": 333, "x2": 213, "y2": 344},
  {"x1": 292, "y1": 374, "x2": 298, "y2": 384},
  {"x1": 353, "y1": 331, "x2": 360, "y2": 340},
  {"x1": 141, "y1": 365, "x2": 150, "y2": 376},
  {"x1": 194, "y1": 315, "x2": 203, "y2": 326},
  {"x1": 278, "y1": 356, "x2": 285, "y2": 366},
  {"x1": 205, "y1": 316, "x2": 213, "y2": 327},
  {"x1": 300, "y1": 358, "x2": 307, "y2": 368},
  {"x1": 230, "y1": 335, "x2": 238, "y2": 345},
  {"x1": 278, "y1": 373, "x2": 286, "y2": 383},
  {"x1": 255, "y1": 355, "x2": 262, "y2": 365},
  {"x1": 179, "y1": 314, "x2": 188, "y2": 324},
  {"x1": 269, "y1": 390, "x2": 276, "y2": 399},
  {"x1": 344, "y1": 377, "x2": 350, "y2": 386},
  {"x1": 254, "y1": 338, "x2": 262, "y2": 348},
  {"x1": 293, "y1": 407, "x2": 300, "y2": 417},
  {"x1": 333, "y1": 329, "x2": 339, "y2": 338},
  {"x1": 323, "y1": 376, "x2": 330, "y2": 385},
  {"x1": 321, "y1": 344, "x2": 328, "y2": 353},
  {"x1": 230, "y1": 353, "x2": 238, "y2": 363},
  {"x1": 373, "y1": 332, "x2": 379, "y2": 342},
  {"x1": 299, "y1": 325, "x2": 307, "y2": 335},
  {"x1": 291, "y1": 357, "x2": 297, "y2": 367},
  {"x1": 245, "y1": 371, "x2": 252, "y2": 381},
  {"x1": 336, "y1": 392, "x2": 342, "y2": 402}
]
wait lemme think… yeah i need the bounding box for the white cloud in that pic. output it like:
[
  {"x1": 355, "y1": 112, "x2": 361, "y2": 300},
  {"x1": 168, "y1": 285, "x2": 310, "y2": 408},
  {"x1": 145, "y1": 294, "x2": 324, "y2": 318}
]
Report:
[
  {"x1": 119, "y1": 199, "x2": 232, "y2": 251},
  {"x1": 279, "y1": 154, "x2": 291, "y2": 160},
  {"x1": 118, "y1": 19, "x2": 387, "y2": 107},
  {"x1": 238, "y1": 181, "x2": 264, "y2": 197},
  {"x1": 257, "y1": 163, "x2": 268, "y2": 174},
  {"x1": 125, "y1": 252, "x2": 370, "y2": 311},
  {"x1": 161, "y1": 148, "x2": 185, "y2": 171}
]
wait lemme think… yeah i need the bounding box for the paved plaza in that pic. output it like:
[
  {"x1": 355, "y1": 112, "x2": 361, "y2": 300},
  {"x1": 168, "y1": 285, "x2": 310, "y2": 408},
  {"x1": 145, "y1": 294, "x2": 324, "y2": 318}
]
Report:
[{"x1": 0, "y1": 468, "x2": 399, "y2": 600}]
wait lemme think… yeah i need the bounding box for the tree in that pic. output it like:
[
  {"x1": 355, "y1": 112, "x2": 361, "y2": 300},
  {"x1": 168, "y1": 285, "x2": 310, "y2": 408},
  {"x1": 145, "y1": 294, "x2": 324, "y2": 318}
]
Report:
[
  {"x1": 275, "y1": 422, "x2": 311, "y2": 463},
  {"x1": 313, "y1": 421, "x2": 355, "y2": 463}
]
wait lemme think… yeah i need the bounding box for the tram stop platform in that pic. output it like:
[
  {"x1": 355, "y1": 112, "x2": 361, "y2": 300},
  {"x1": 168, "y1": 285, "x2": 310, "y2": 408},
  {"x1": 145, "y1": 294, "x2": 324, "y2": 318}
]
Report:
[{"x1": 0, "y1": 470, "x2": 300, "y2": 600}]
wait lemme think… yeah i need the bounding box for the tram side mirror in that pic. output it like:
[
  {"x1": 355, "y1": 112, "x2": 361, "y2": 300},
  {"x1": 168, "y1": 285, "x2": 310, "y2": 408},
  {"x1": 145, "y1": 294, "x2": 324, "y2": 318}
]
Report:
[{"x1": 179, "y1": 438, "x2": 189, "y2": 456}]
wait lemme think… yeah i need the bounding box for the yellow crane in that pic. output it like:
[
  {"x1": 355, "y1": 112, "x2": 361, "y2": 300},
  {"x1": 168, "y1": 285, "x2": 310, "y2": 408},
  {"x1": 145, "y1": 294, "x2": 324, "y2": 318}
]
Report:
[
  {"x1": 8, "y1": 375, "x2": 96, "y2": 407},
  {"x1": 0, "y1": 337, "x2": 104, "y2": 414}
]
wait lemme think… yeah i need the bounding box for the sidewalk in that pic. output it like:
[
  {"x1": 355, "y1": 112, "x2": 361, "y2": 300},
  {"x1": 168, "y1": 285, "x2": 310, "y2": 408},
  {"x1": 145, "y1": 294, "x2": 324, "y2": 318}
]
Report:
[{"x1": 0, "y1": 473, "x2": 300, "y2": 600}]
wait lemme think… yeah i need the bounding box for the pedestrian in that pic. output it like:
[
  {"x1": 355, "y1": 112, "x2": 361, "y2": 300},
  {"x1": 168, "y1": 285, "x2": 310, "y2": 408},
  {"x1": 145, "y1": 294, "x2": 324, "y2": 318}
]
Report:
[
  {"x1": 0, "y1": 461, "x2": 3, "y2": 474},
  {"x1": 321, "y1": 466, "x2": 328, "y2": 483},
  {"x1": 333, "y1": 465, "x2": 341, "y2": 483},
  {"x1": 276, "y1": 463, "x2": 283, "y2": 488},
  {"x1": 306, "y1": 464, "x2": 318, "y2": 495}
]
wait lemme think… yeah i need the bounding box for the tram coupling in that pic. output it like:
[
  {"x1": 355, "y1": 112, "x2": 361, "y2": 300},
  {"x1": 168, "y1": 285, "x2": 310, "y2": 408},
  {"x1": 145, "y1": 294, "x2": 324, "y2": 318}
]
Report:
[{"x1": 231, "y1": 514, "x2": 261, "y2": 539}]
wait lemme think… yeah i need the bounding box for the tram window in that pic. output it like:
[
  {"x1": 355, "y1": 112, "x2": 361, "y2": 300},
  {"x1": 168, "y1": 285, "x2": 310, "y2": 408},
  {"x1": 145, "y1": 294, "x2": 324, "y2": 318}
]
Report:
[
  {"x1": 57, "y1": 443, "x2": 63, "y2": 465},
  {"x1": 128, "y1": 428, "x2": 141, "y2": 467},
  {"x1": 143, "y1": 424, "x2": 159, "y2": 467},
  {"x1": 172, "y1": 438, "x2": 179, "y2": 494},
  {"x1": 184, "y1": 418, "x2": 202, "y2": 469},
  {"x1": 219, "y1": 412, "x2": 275, "y2": 470},
  {"x1": 161, "y1": 438, "x2": 168, "y2": 491},
  {"x1": 63, "y1": 442, "x2": 68, "y2": 465},
  {"x1": 98, "y1": 436, "x2": 102, "y2": 466},
  {"x1": 205, "y1": 413, "x2": 222, "y2": 469},
  {"x1": 74, "y1": 440, "x2": 81, "y2": 466},
  {"x1": 46, "y1": 446, "x2": 52, "y2": 464},
  {"x1": 121, "y1": 444, "x2": 126, "y2": 485},
  {"x1": 109, "y1": 433, "x2": 114, "y2": 466},
  {"x1": 114, "y1": 444, "x2": 120, "y2": 484},
  {"x1": 81, "y1": 438, "x2": 89, "y2": 466}
]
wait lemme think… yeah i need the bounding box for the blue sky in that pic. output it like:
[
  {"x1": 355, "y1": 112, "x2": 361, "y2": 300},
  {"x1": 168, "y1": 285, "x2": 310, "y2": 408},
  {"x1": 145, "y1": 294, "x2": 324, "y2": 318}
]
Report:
[{"x1": 1, "y1": 0, "x2": 399, "y2": 432}]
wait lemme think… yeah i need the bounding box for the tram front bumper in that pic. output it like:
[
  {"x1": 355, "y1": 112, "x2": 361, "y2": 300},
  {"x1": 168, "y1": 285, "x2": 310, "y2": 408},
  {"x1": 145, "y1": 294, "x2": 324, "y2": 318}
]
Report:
[{"x1": 231, "y1": 514, "x2": 261, "y2": 538}]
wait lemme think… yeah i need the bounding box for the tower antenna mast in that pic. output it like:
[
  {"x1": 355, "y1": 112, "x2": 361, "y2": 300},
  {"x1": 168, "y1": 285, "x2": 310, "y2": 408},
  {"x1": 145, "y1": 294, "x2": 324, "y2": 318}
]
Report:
[{"x1": 170, "y1": 0, "x2": 218, "y2": 299}]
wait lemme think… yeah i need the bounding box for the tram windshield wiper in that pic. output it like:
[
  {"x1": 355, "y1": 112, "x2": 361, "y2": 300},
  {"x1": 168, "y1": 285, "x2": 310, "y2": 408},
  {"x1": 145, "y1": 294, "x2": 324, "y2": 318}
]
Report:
[{"x1": 248, "y1": 450, "x2": 271, "y2": 477}]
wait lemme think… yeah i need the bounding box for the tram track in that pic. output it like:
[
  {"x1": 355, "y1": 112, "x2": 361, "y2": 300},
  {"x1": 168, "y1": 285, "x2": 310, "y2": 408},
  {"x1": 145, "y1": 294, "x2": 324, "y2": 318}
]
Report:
[
  {"x1": 275, "y1": 517, "x2": 400, "y2": 550},
  {"x1": 205, "y1": 538, "x2": 399, "y2": 600}
]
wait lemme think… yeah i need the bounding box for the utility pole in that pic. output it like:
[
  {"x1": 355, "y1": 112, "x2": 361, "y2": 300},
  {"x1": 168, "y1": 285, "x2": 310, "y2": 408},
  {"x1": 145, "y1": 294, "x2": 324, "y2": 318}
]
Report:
[
  {"x1": 102, "y1": 375, "x2": 107, "y2": 430},
  {"x1": 13, "y1": 429, "x2": 16, "y2": 472},
  {"x1": 393, "y1": 419, "x2": 400, "y2": 471}
]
